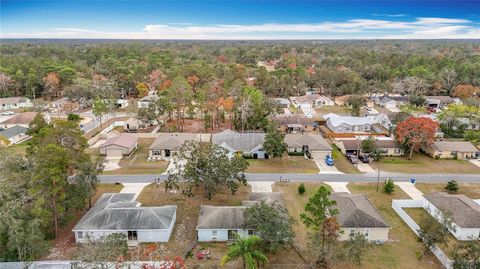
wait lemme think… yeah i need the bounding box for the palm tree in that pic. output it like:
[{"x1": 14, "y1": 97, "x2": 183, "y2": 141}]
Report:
[{"x1": 220, "y1": 235, "x2": 268, "y2": 269}]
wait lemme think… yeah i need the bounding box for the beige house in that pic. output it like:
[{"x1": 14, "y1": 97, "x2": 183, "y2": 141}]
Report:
[
  {"x1": 0, "y1": 97, "x2": 33, "y2": 110},
  {"x1": 424, "y1": 141, "x2": 478, "y2": 160},
  {"x1": 331, "y1": 192, "x2": 390, "y2": 242},
  {"x1": 99, "y1": 135, "x2": 138, "y2": 158},
  {"x1": 272, "y1": 115, "x2": 321, "y2": 133},
  {"x1": 123, "y1": 117, "x2": 140, "y2": 132},
  {"x1": 284, "y1": 133, "x2": 332, "y2": 158},
  {"x1": 0, "y1": 112, "x2": 38, "y2": 128},
  {"x1": 148, "y1": 133, "x2": 200, "y2": 160},
  {"x1": 335, "y1": 138, "x2": 404, "y2": 157}
]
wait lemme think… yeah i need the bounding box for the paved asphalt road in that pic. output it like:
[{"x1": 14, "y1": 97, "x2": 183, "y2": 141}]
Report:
[{"x1": 99, "y1": 172, "x2": 480, "y2": 184}]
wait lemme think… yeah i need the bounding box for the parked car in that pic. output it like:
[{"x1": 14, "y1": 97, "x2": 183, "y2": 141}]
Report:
[
  {"x1": 325, "y1": 155, "x2": 335, "y2": 166},
  {"x1": 360, "y1": 155, "x2": 370, "y2": 163},
  {"x1": 346, "y1": 154, "x2": 359, "y2": 164},
  {"x1": 1, "y1": 111, "x2": 14, "y2": 116}
]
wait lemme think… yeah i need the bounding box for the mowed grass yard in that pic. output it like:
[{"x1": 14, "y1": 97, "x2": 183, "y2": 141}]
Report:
[
  {"x1": 4, "y1": 140, "x2": 30, "y2": 155},
  {"x1": 415, "y1": 183, "x2": 480, "y2": 198},
  {"x1": 331, "y1": 146, "x2": 362, "y2": 174},
  {"x1": 273, "y1": 182, "x2": 443, "y2": 269},
  {"x1": 370, "y1": 153, "x2": 480, "y2": 174},
  {"x1": 102, "y1": 138, "x2": 168, "y2": 175},
  {"x1": 246, "y1": 156, "x2": 319, "y2": 174}
]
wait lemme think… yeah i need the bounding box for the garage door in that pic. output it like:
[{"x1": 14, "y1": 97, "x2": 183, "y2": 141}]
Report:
[
  {"x1": 106, "y1": 148, "x2": 123, "y2": 158},
  {"x1": 311, "y1": 151, "x2": 330, "y2": 159}
]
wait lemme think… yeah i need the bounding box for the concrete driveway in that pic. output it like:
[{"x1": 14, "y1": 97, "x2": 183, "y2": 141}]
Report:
[
  {"x1": 356, "y1": 162, "x2": 376, "y2": 173},
  {"x1": 314, "y1": 158, "x2": 344, "y2": 174},
  {"x1": 469, "y1": 159, "x2": 480, "y2": 168},
  {"x1": 249, "y1": 182, "x2": 274, "y2": 192},
  {"x1": 121, "y1": 183, "x2": 150, "y2": 200},
  {"x1": 325, "y1": 182, "x2": 351, "y2": 193},
  {"x1": 103, "y1": 157, "x2": 121, "y2": 171},
  {"x1": 395, "y1": 182, "x2": 424, "y2": 200}
]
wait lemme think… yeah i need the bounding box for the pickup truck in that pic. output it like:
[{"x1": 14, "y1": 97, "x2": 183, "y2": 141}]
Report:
[{"x1": 346, "y1": 154, "x2": 359, "y2": 164}]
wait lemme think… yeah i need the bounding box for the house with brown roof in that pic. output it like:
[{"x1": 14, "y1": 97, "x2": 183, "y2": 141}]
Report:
[
  {"x1": 0, "y1": 111, "x2": 38, "y2": 128},
  {"x1": 290, "y1": 94, "x2": 334, "y2": 109},
  {"x1": 0, "y1": 97, "x2": 33, "y2": 110},
  {"x1": 99, "y1": 134, "x2": 138, "y2": 158},
  {"x1": 334, "y1": 138, "x2": 404, "y2": 157},
  {"x1": 331, "y1": 192, "x2": 390, "y2": 242},
  {"x1": 424, "y1": 141, "x2": 478, "y2": 160},
  {"x1": 148, "y1": 133, "x2": 200, "y2": 160},
  {"x1": 423, "y1": 192, "x2": 480, "y2": 240},
  {"x1": 284, "y1": 133, "x2": 332, "y2": 158},
  {"x1": 272, "y1": 114, "x2": 321, "y2": 133}
]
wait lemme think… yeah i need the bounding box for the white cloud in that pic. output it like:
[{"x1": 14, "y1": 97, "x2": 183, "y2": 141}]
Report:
[
  {"x1": 372, "y1": 13, "x2": 407, "y2": 17},
  {"x1": 2, "y1": 17, "x2": 479, "y2": 39}
]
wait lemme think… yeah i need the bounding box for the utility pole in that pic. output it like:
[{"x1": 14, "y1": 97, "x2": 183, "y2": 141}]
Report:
[{"x1": 376, "y1": 169, "x2": 381, "y2": 192}]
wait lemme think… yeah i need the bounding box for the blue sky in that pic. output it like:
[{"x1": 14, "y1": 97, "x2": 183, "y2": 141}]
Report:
[{"x1": 1, "y1": 0, "x2": 479, "y2": 39}]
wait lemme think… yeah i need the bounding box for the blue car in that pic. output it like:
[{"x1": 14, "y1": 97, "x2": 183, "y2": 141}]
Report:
[{"x1": 325, "y1": 155, "x2": 335, "y2": 166}]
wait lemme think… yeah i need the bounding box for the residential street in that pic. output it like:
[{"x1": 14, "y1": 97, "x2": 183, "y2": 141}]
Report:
[{"x1": 98, "y1": 172, "x2": 480, "y2": 184}]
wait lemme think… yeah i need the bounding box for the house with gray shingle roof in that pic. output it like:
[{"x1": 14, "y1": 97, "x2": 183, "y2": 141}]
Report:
[
  {"x1": 331, "y1": 192, "x2": 390, "y2": 242},
  {"x1": 99, "y1": 134, "x2": 138, "y2": 158},
  {"x1": 212, "y1": 129, "x2": 267, "y2": 159},
  {"x1": 0, "y1": 125, "x2": 29, "y2": 144},
  {"x1": 72, "y1": 193, "x2": 177, "y2": 244},
  {"x1": 423, "y1": 192, "x2": 480, "y2": 241},
  {"x1": 424, "y1": 141, "x2": 478, "y2": 160},
  {"x1": 148, "y1": 133, "x2": 201, "y2": 160},
  {"x1": 0, "y1": 97, "x2": 32, "y2": 110},
  {"x1": 284, "y1": 133, "x2": 332, "y2": 158}
]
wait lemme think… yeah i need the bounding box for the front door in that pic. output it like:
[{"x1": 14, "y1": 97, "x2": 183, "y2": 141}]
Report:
[
  {"x1": 165, "y1": 149, "x2": 171, "y2": 157},
  {"x1": 228, "y1": 230, "x2": 237, "y2": 241}
]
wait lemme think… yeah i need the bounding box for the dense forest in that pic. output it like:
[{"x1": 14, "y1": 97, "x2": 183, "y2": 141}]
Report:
[{"x1": 1, "y1": 40, "x2": 479, "y2": 101}]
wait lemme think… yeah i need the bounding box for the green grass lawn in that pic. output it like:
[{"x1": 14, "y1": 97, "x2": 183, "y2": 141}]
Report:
[
  {"x1": 246, "y1": 156, "x2": 319, "y2": 174},
  {"x1": 331, "y1": 145, "x2": 362, "y2": 174},
  {"x1": 4, "y1": 140, "x2": 30, "y2": 155},
  {"x1": 415, "y1": 183, "x2": 480, "y2": 198},
  {"x1": 371, "y1": 153, "x2": 480, "y2": 174},
  {"x1": 315, "y1": 105, "x2": 350, "y2": 116}
]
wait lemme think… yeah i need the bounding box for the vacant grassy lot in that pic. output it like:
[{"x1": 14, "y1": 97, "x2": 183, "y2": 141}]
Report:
[
  {"x1": 371, "y1": 153, "x2": 480, "y2": 174},
  {"x1": 246, "y1": 156, "x2": 319, "y2": 174},
  {"x1": 102, "y1": 138, "x2": 168, "y2": 175},
  {"x1": 331, "y1": 146, "x2": 362, "y2": 174},
  {"x1": 415, "y1": 183, "x2": 480, "y2": 198},
  {"x1": 347, "y1": 183, "x2": 443, "y2": 269},
  {"x1": 315, "y1": 105, "x2": 350, "y2": 116}
]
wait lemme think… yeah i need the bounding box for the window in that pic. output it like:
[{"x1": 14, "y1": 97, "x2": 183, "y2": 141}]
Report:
[
  {"x1": 394, "y1": 148, "x2": 401, "y2": 154},
  {"x1": 212, "y1": 230, "x2": 218, "y2": 237},
  {"x1": 248, "y1": 230, "x2": 254, "y2": 236},
  {"x1": 349, "y1": 229, "x2": 356, "y2": 237},
  {"x1": 152, "y1": 150, "x2": 161, "y2": 156},
  {"x1": 364, "y1": 229, "x2": 370, "y2": 238},
  {"x1": 77, "y1": 231, "x2": 84, "y2": 239},
  {"x1": 127, "y1": 230, "x2": 138, "y2": 241}
]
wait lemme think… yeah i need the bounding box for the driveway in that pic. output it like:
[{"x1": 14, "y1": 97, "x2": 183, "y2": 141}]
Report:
[
  {"x1": 103, "y1": 157, "x2": 121, "y2": 171},
  {"x1": 356, "y1": 162, "x2": 376, "y2": 173},
  {"x1": 469, "y1": 159, "x2": 480, "y2": 168},
  {"x1": 249, "y1": 182, "x2": 274, "y2": 192},
  {"x1": 324, "y1": 182, "x2": 350, "y2": 193},
  {"x1": 314, "y1": 158, "x2": 344, "y2": 174},
  {"x1": 121, "y1": 183, "x2": 150, "y2": 201},
  {"x1": 395, "y1": 182, "x2": 424, "y2": 200}
]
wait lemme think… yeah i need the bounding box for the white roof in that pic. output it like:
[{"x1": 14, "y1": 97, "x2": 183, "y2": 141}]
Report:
[{"x1": 324, "y1": 113, "x2": 374, "y2": 127}]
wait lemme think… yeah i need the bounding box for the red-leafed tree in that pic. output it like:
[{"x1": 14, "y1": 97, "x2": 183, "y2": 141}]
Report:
[{"x1": 395, "y1": 117, "x2": 439, "y2": 159}]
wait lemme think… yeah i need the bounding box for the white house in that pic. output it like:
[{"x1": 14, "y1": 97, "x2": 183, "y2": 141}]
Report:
[
  {"x1": 290, "y1": 94, "x2": 334, "y2": 109},
  {"x1": 331, "y1": 192, "x2": 390, "y2": 242},
  {"x1": 374, "y1": 95, "x2": 409, "y2": 110},
  {"x1": 212, "y1": 129, "x2": 267, "y2": 159},
  {"x1": 137, "y1": 94, "x2": 159, "y2": 108},
  {"x1": 423, "y1": 192, "x2": 480, "y2": 241},
  {"x1": 197, "y1": 206, "x2": 253, "y2": 242},
  {"x1": 72, "y1": 193, "x2": 177, "y2": 245},
  {"x1": 0, "y1": 97, "x2": 33, "y2": 110},
  {"x1": 323, "y1": 113, "x2": 374, "y2": 133},
  {"x1": 0, "y1": 125, "x2": 29, "y2": 144}
]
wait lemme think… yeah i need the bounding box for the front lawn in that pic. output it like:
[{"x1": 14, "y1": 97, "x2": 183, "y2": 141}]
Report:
[
  {"x1": 331, "y1": 146, "x2": 362, "y2": 174},
  {"x1": 102, "y1": 138, "x2": 168, "y2": 175},
  {"x1": 4, "y1": 140, "x2": 30, "y2": 155},
  {"x1": 314, "y1": 105, "x2": 350, "y2": 116},
  {"x1": 415, "y1": 183, "x2": 480, "y2": 198},
  {"x1": 246, "y1": 156, "x2": 319, "y2": 174},
  {"x1": 370, "y1": 153, "x2": 480, "y2": 174}
]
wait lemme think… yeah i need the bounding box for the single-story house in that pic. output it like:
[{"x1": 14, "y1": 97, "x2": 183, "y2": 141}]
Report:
[
  {"x1": 290, "y1": 94, "x2": 334, "y2": 109},
  {"x1": 73, "y1": 193, "x2": 177, "y2": 244},
  {"x1": 323, "y1": 113, "x2": 375, "y2": 133},
  {"x1": 137, "y1": 94, "x2": 159, "y2": 108},
  {"x1": 424, "y1": 141, "x2": 478, "y2": 160},
  {"x1": 0, "y1": 111, "x2": 38, "y2": 128},
  {"x1": 272, "y1": 98, "x2": 291, "y2": 108},
  {"x1": 373, "y1": 95, "x2": 409, "y2": 110},
  {"x1": 99, "y1": 135, "x2": 138, "y2": 158},
  {"x1": 423, "y1": 192, "x2": 480, "y2": 241},
  {"x1": 334, "y1": 138, "x2": 404, "y2": 157},
  {"x1": 123, "y1": 117, "x2": 140, "y2": 132},
  {"x1": 197, "y1": 206, "x2": 253, "y2": 242},
  {"x1": 272, "y1": 115, "x2": 321, "y2": 133},
  {"x1": 335, "y1": 95, "x2": 374, "y2": 108},
  {"x1": 116, "y1": 99, "x2": 129, "y2": 108},
  {"x1": 212, "y1": 129, "x2": 267, "y2": 159},
  {"x1": 148, "y1": 133, "x2": 200, "y2": 160},
  {"x1": 331, "y1": 192, "x2": 390, "y2": 242},
  {"x1": 0, "y1": 97, "x2": 33, "y2": 110},
  {"x1": 284, "y1": 133, "x2": 332, "y2": 158},
  {"x1": 426, "y1": 96, "x2": 462, "y2": 109},
  {"x1": 0, "y1": 125, "x2": 29, "y2": 144},
  {"x1": 242, "y1": 192, "x2": 285, "y2": 207}
]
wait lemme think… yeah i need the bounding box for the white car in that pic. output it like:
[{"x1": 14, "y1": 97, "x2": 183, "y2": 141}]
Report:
[{"x1": 1, "y1": 111, "x2": 14, "y2": 116}]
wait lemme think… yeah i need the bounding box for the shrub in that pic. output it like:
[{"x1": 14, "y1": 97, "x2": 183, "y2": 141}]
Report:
[
  {"x1": 288, "y1": 151, "x2": 305, "y2": 156},
  {"x1": 298, "y1": 183, "x2": 306, "y2": 195},
  {"x1": 445, "y1": 180, "x2": 459, "y2": 193},
  {"x1": 383, "y1": 178, "x2": 395, "y2": 194}
]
